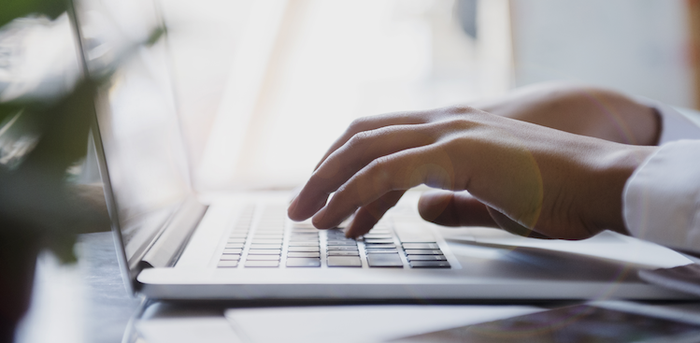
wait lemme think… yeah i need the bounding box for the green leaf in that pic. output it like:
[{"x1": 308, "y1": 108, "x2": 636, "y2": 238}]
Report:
[{"x1": 0, "y1": 0, "x2": 66, "y2": 28}]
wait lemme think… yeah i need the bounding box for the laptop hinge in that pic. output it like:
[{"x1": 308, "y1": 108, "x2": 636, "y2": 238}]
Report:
[{"x1": 141, "y1": 198, "x2": 207, "y2": 268}]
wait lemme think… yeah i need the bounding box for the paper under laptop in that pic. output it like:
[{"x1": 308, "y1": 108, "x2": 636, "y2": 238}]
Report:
[{"x1": 74, "y1": 0, "x2": 695, "y2": 301}]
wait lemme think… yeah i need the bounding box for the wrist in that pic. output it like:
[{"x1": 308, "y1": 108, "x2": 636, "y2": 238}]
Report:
[{"x1": 592, "y1": 144, "x2": 657, "y2": 235}]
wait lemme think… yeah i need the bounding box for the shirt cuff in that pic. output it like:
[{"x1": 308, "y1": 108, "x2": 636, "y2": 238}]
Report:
[
  {"x1": 636, "y1": 97, "x2": 700, "y2": 144},
  {"x1": 623, "y1": 140, "x2": 700, "y2": 253}
]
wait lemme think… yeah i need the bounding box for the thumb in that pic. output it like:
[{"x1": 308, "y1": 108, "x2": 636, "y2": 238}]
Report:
[
  {"x1": 418, "y1": 190, "x2": 553, "y2": 239},
  {"x1": 486, "y1": 206, "x2": 552, "y2": 239},
  {"x1": 418, "y1": 190, "x2": 496, "y2": 227}
]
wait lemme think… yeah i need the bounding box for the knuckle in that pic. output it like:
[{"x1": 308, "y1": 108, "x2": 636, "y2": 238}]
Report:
[
  {"x1": 366, "y1": 155, "x2": 395, "y2": 186},
  {"x1": 436, "y1": 117, "x2": 480, "y2": 134},
  {"x1": 446, "y1": 134, "x2": 477, "y2": 149},
  {"x1": 348, "y1": 116, "x2": 372, "y2": 132},
  {"x1": 346, "y1": 130, "x2": 374, "y2": 149},
  {"x1": 368, "y1": 154, "x2": 391, "y2": 170},
  {"x1": 364, "y1": 156, "x2": 384, "y2": 176},
  {"x1": 439, "y1": 135, "x2": 478, "y2": 163},
  {"x1": 444, "y1": 105, "x2": 480, "y2": 116}
]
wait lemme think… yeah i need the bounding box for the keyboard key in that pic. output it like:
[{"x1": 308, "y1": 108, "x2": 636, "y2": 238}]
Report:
[
  {"x1": 246, "y1": 255, "x2": 280, "y2": 261},
  {"x1": 365, "y1": 243, "x2": 397, "y2": 249},
  {"x1": 363, "y1": 234, "x2": 392, "y2": 239},
  {"x1": 228, "y1": 232, "x2": 248, "y2": 238},
  {"x1": 257, "y1": 224, "x2": 284, "y2": 230},
  {"x1": 254, "y1": 234, "x2": 285, "y2": 239},
  {"x1": 286, "y1": 258, "x2": 321, "y2": 267},
  {"x1": 247, "y1": 249, "x2": 282, "y2": 255},
  {"x1": 327, "y1": 256, "x2": 362, "y2": 267},
  {"x1": 250, "y1": 244, "x2": 283, "y2": 249},
  {"x1": 326, "y1": 246, "x2": 358, "y2": 252},
  {"x1": 220, "y1": 255, "x2": 240, "y2": 261},
  {"x1": 217, "y1": 261, "x2": 239, "y2": 268},
  {"x1": 225, "y1": 243, "x2": 245, "y2": 249},
  {"x1": 290, "y1": 235, "x2": 319, "y2": 240},
  {"x1": 326, "y1": 241, "x2": 357, "y2": 246},
  {"x1": 410, "y1": 261, "x2": 451, "y2": 268},
  {"x1": 402, "y1": 243, "x2": 439, "y2": 250},
  {"x1": 291, "y1": 228, "x2": 318, "y2": 233},
  {"x1": 222, "y1": 249, "x2": 243, "y2": 255},
  {"x1": 290, "y1": 231, "x2": 319, "y2": 235},
  {"x1": 227, "y1": 238, "x2": 246, "y2": 243},
  {"x1": 293, "y1": 223, "x2": 316, "y2": 229},
  {"x1": 326, "y1": 232, "x2": 351, "y2": 238},
  {"x1": 250, "y1": 239, "x2": 283, "y2": 244},
  {"x1": 364, "y1": 239, "x2": 395, "y2": 244},
  {"x1": 363, "y1": 249, "x2": 397, "y2": 254},
  {"x1": 258, "y1": 226, "x2": 284, "y2": 231},
  {"x1": 288, "y1": 241, "x2": 319, "y2": 247},
  {"x1": 289, "y1": 236, "x2": 319, "y2": 242},
  {"x1": 404, "y1": 249, "x2": 443, "y2": 255},
  {"x1": 407, "y1": 255, "x2": 447, "y2": 261},
  {"x1": 327, "y1": 251, "x2": 360, "y2": 256},
  {"x1": 327, "y1": 246, "x2": 359, "y2": 252},
  {"x1": 367, "y1": 253, "x2": 403, "y2": 268},
  {"x1": 287, "y1": 252, "x2": 321, "y2": 258},
  {"x1": 287, "y1": 251, "x2": 321, "y2": 257},
  {"x1": 245, "y1": 261, "x2": 279, "y2": 268},
  {"x1": 288, "y1": 246, "x2": 320, "y2": 252}
]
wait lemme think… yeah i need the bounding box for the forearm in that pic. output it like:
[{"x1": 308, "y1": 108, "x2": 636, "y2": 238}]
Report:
[{"x1": 470, "y1": 82, "x2": 661, "y2": 146}]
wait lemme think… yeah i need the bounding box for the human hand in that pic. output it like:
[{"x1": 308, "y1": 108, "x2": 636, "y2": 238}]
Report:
[
  {"x1": 416, "y1": 83, "x2": 661, "y2": 235},
  {"x1": 470, "y1": 82, "x2": 660, "y2": 145},
  {"x1": 287, "y1": 106, "x2": 656, "y2": 240}
]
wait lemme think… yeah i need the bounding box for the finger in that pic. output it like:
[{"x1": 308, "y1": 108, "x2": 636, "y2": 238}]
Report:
[
  {"x1": 486, "y1": 207, "x2": 553, "y2": 239},
  {"x1": 289, "y1": 123, "x2": 437, "y2": 221},
  {"x1": 313, "y1": 111, "x2": 430, "y2": 171},
  {"x1": 312, "y1": 144, "x2": 455, "y2": 229},
  {"x1": 418, "y1": 190, "x2": 496, "y2": 227},
  {"x1": 345, "y1": 190, "x2": 405, "y2": 238}
]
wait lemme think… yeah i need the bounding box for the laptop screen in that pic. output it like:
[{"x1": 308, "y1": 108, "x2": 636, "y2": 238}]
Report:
[{"x1": 74, "y1": 0, "x2": 192, "y2": 277}]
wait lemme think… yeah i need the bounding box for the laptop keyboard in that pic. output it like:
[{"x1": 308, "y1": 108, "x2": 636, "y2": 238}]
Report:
[{"x1": 217, "y1": 204, "x2": 451, "y2": 269}]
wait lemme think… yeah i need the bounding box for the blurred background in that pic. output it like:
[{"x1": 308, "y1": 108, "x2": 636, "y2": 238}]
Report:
[{"x1": 156, "y1": 0, "x2": 698, "y2": 191}]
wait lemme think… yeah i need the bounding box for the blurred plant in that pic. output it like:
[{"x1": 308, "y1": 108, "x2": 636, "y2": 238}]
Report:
[
  {"x1": 0, "y1": 0, "x2": 166, "y2": 260},
  {"x1": 0, "y1": 0, "x2": 164, "y2": 339},
  {"x1": 0, "y1": 5, "x2": 105, "y2": 263},
  {"x1": 0, "y1": 0, "x2": 65, "y2": 29}
]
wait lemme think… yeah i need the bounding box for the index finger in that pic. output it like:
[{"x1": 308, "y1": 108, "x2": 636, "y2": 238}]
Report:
[
  {"x1": 313, "y1": 111, "x2": 429, "y2": 171},
  {"x1": 312, "y1": 144, "x2": 456, "y2": 229}
]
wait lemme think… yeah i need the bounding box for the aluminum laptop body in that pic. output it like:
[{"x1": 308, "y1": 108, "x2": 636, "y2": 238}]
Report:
[{"x1": 75, "y1": 0, "x2": 693, "y2": 302}]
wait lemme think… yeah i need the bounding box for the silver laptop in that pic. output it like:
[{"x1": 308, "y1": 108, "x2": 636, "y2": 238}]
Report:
[{"x1": 76, "y1": 0, "x2": 691, "y2": 301}]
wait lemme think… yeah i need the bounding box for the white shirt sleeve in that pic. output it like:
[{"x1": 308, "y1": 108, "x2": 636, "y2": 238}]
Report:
[{"x1": 623, "y1": 103, "x2": 700, "y2": 253}]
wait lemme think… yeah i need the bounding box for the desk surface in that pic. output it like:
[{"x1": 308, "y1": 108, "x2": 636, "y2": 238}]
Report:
[
  {"x1": 14, "y1": 231, "x2": 700, "y2": 343},
  {"x1": 15, "y1": 232, "x2": 142, "y2": 343}
]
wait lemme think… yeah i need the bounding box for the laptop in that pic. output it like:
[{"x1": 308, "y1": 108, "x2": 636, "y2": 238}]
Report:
[{"x1": 74, "y1": 0, "x2": 693, "y2": 301}]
